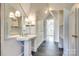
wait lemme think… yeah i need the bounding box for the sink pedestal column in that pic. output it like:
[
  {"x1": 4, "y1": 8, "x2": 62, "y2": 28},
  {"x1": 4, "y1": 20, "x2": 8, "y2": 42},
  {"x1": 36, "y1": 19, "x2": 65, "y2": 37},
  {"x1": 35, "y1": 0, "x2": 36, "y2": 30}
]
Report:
[{"x1": 24, "y1": 40, "x2": 32, "y2": 56}]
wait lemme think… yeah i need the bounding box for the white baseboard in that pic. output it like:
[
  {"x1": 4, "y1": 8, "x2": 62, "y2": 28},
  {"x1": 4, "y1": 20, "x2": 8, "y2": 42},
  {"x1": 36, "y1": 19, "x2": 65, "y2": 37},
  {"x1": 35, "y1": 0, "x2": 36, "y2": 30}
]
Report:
[
  {"x1": 63, "y1": 49, "x2": 76, "y2": 56},
  {"x1": 32, "y1": 39, "x2": 45, "y2": 52},
  {"x1": 54, "y1": 40, "x2": 59, "y2": 43},
  {"x1": 32, "y1": 48, "x2": 37, "y2": 52}
]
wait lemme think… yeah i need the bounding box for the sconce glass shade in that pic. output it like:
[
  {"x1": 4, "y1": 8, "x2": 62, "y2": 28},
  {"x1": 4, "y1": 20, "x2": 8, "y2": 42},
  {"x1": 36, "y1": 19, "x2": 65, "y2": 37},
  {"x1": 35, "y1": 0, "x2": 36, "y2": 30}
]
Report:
[
  {"x1": 9, "y1": 12, "x2": 15, "y2": 18},
  {"x1": 15, "y1": 10, "x2": 21, "y2": 17}
]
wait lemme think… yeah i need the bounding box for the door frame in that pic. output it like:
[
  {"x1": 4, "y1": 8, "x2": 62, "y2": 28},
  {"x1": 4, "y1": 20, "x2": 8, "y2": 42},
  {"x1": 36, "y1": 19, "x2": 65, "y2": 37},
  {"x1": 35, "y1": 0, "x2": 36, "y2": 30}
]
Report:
[
  {"x1": 44, "y1": 12, "x2": 55, "y2": 41},
  {"x1": 45, "y1": 19, "x2": 54, "y2": 36}
]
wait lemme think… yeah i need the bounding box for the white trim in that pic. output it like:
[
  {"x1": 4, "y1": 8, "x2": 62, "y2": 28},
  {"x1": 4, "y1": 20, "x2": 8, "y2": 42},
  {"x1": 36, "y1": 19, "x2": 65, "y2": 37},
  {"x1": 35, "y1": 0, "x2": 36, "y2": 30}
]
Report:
[{"x1": 1, "y1": 3, "x2": 5, "y2": 56}]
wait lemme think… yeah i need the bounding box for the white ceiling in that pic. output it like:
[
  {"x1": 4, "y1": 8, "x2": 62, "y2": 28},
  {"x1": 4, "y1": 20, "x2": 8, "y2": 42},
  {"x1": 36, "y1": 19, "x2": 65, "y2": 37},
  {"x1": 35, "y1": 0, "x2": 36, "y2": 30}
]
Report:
[
  {"x1": 9, "y1": 3, "x2": 74, "y2": 13},
  {"x1": 30, "y1": 3, "x2": 48, "y2": 11},
  {"x1": 49, "y1": 3, "x2": 74, "y2": 10},
  {"x1": 20, "y1": 3, "x2": 74, "y2": 20},
  {"x1": 9, "y1": 3, "x2": 74, "y2": 19},
  {"x1": 30, "y1": 3, "x2": 74, "y2": 11},
  {"x1": 20, "y1": 3, "x2": 31, "y2": 16}
]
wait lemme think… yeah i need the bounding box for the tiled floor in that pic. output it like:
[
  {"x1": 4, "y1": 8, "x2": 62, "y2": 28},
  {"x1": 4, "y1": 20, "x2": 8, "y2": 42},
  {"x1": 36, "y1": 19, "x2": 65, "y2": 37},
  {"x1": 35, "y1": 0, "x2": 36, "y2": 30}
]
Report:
[{"x1": 32, "y1": 36, "x2": 63, "y2": 56}]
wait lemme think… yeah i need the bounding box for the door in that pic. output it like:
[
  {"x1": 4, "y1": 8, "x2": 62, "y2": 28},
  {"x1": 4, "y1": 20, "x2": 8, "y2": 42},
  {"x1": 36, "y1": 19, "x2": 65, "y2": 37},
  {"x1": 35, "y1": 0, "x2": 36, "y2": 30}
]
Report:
[
  {"x1": 69, "y1": 8, "x2": 76, "y2": 56},
  {"x1": 69, "y1": 8, "x2": 78, "y2": 56},
  {"x1": 76, "y1": 8, "x2": 79, "y2": 56}
]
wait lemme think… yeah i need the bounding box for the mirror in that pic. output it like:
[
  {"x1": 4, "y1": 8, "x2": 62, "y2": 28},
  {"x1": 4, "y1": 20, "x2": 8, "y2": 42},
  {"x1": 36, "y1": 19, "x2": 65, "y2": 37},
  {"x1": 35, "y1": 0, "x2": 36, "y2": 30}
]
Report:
[{"x1": 4, "y1": 4, "x2": 22, "y2": 39}]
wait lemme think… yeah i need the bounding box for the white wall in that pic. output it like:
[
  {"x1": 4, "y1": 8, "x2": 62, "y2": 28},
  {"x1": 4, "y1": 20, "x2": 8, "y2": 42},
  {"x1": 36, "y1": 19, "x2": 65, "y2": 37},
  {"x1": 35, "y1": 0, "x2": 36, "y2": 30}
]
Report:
[
  {"x1": 54, "y1": 11, "x2": 60, "y2": 43},
  {"x1": 22, "y1": 11, "x2": 36, "y2": 35},
  {"x1": 63, "y1": 9, "x2": 70, "y2": 56},
  {"x1": 1, "y1": 4, "x2": 21, "y2": 56},
  {"x1": 1, "y1": 3, "x2": 43, "y2": 55},
  {"x1": 53, "y1": 10, "x2": 64, "y2": 49},
  {"x1": 33, "y1": 10, "x2": 48, "y2": 52},
  {"x1": 1, "y1": 3, "x2": 31, "y2": 56},
  {"x1": 33, "y1": 19, "x2": 44, "y2": 52},
  {"x1": 1, "y1": 3, "x2": 4, "y2": 56},
  {"x1": 59, "y1": 11, "x2": 63, "y2": 26},
  {"x1": 58, "y1": 11, "x2": 63, "y2": 48}
]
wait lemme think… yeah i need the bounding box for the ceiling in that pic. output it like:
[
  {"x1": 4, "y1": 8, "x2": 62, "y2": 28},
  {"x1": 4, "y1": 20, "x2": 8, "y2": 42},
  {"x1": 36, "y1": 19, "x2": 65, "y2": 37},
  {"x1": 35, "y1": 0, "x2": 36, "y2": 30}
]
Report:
[
  {"x1": 20, "y1": 3, "x2": 74, "y2": 20},
  {"x1": 9, "y1": 3, "x2": 74, "y2": 20},
  {"x1": 49, "y1": 3, "x2": 74, "y2": 10},
  {"x1": 20, "y1": 3, "x2": 74, "y2": 13},
  {"x1": 30, "y1": 3, "x2": 74, "y2": 11}
]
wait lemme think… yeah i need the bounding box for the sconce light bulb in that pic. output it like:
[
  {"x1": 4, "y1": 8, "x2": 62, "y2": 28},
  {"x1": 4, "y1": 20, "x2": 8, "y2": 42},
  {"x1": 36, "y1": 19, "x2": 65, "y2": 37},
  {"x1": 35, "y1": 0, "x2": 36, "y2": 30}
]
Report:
[
  {"x1": 9, "y1": 12, "x2": 15, "y2": 18},
  {"x1": 15, "y1": 10, "x2": 21, "y2": 17}
]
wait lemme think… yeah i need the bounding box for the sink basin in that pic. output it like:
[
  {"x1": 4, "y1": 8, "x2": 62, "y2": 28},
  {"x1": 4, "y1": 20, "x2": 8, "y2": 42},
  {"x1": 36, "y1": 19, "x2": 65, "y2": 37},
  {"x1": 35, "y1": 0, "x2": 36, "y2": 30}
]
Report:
[
  {"x1": 8, "y1": 35, "x2": 36, "y2": 41},
  {"x1": 17, "y1": 35, "x2": 36, "y2": 41}
]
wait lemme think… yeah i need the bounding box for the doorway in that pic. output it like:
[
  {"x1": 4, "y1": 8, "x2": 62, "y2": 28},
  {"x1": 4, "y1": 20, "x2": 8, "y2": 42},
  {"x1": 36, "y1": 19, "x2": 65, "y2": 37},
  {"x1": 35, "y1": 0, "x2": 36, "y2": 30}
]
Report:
[
  {"x1": 45, "y1": 19, "x2": 54, "y2": 42},
  {"x1": 32, "y1": 16, "x2": 63, "y2": 56}
]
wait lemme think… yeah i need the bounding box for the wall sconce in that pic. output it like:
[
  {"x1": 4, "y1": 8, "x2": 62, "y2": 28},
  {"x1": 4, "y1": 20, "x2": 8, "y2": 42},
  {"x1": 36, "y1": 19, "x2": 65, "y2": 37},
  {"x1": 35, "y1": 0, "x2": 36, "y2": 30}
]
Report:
[
  {"x1": 25, "y1": 14, "x2": 36, "y2": 25},
  {"x1": 25, "y1": 17, "x2": 32, "y2": 25},
  {"x1": 9, "y1": 12, "x2": 15, "y2": 19},
  {"x1": 15, "y1": 10, "x2": 21, "y2": 17},
  {"x1": 9, "y1": 10, "x2": 21, "y2": 19},
  {"x1": 25, "y1": 17, "x2": 30, "y2": 24}
]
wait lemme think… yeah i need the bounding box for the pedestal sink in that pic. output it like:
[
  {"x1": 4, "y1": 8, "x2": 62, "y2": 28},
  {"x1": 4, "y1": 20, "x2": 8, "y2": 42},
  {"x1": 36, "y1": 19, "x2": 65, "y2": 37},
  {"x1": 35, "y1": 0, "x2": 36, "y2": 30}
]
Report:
[
  {"x1": 8, "y1": 35, "x2": 36, "y2": 56},
  {"x1": 16, "y1": 35, "x2": 36, "y2": 41}
]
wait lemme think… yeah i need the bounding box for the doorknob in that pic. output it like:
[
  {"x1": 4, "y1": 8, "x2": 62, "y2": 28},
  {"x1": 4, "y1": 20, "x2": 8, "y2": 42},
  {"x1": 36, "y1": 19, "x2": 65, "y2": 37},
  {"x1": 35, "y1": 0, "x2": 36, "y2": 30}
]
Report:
[{"x1": 72, "y1": 35, "x2": 78, "y2": 38}]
